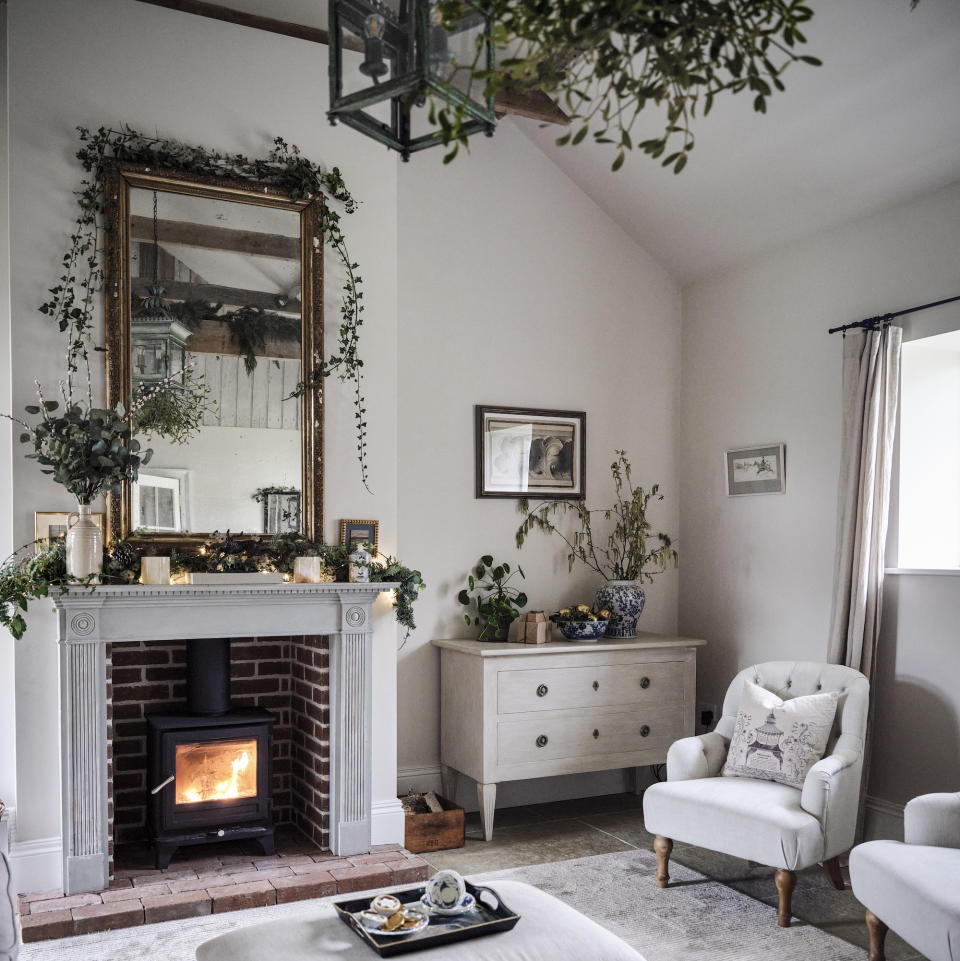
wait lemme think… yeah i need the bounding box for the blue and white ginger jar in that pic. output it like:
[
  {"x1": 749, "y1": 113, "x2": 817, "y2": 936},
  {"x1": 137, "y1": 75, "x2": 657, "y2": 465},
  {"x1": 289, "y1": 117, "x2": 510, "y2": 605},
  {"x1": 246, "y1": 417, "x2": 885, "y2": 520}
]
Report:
[{"x1": 595, "y1": 580, "x2": 646, "y2": 638}]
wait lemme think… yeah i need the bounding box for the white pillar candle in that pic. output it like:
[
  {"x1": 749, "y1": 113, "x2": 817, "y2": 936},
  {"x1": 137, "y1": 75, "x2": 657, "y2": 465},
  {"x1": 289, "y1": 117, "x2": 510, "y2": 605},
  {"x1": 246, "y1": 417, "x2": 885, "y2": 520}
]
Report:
[
  {"x1": 293, "y1": 556, "x2": 326, "y2": 583},
  {"x1": 140, "y1": 557, "x2": 171, "y2": 585}
]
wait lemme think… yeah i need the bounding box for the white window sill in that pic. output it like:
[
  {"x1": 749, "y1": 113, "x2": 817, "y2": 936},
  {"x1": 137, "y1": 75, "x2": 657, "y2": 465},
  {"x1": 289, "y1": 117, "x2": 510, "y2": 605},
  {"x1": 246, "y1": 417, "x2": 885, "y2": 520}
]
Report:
[{"x1": 885, "y1": 568, "x2": 960, "y2": 576}]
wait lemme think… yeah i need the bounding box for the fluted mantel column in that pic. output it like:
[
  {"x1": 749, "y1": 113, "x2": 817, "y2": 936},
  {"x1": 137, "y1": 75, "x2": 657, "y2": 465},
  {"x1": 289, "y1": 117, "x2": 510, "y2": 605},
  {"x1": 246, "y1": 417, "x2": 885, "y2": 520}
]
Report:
[{"x1": 54, "y1": 582, "x2": 395, "y2": 895}]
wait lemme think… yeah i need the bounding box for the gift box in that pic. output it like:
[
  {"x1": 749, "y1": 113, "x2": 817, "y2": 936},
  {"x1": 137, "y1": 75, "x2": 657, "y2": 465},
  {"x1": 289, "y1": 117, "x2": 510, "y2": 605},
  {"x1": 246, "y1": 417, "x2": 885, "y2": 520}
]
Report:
[{"x1": 519, "y1": 611, "x2": 551, "y2": 644}]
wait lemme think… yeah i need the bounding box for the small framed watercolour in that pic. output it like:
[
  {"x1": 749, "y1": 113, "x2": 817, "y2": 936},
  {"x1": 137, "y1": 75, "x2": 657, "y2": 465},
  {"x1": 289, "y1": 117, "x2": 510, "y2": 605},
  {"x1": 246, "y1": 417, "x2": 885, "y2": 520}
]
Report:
[
  {"x1": 476, "y1": 405, "x2": 586, "y2": 499},
  {"x1": 35, "y1": 510, "x2": 105, "y2": 547},
  {"x1": 726, "y1": 444, "x2": 786, "y2": 495},
  {"x1": 340, "y1": 519, "x2": 379, "y2": 554}
]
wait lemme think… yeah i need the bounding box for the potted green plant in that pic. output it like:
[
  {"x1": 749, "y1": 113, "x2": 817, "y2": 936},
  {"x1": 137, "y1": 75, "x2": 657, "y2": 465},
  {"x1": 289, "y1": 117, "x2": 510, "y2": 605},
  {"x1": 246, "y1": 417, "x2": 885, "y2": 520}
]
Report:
[
  {"x1": 458, "y1": 555, "x2": 528, "y2": 641},
  {"x1": 516, "y1": 450, "x2": 678, "y2": 638}
]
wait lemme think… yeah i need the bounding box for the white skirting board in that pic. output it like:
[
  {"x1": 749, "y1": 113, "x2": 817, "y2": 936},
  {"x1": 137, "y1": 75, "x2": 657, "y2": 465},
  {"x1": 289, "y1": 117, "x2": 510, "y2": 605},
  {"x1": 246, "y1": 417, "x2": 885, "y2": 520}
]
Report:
[
  {"x1": 371, "y1": 798, "x2": 405, "y2": 846},
  {"x1": 863, "y1": 795, "x2": 905, "y2": 841},
  {"x1": 7, "y1": 836, "x2": 62, "y2": 895}
]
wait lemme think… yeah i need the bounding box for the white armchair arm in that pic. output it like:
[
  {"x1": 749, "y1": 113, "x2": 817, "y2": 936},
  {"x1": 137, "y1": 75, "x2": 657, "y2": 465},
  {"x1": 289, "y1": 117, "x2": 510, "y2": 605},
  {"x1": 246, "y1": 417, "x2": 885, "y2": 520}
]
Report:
[
  {"x1": 800, "y1": 733, "x2": 863, "y2": 858},
  {"x1": 666, "y1": 732, "x2": 729, "y2": 782},
  {"x1": 904, "y1": 792, "x2": 960, "y2": 849}
]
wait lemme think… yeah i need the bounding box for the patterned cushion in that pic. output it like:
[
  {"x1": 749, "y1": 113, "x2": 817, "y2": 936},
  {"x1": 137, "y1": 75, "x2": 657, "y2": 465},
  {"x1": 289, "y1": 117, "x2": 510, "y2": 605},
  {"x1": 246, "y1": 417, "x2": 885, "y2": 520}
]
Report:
[{"x1": 722, "y1": 680, "x2": 839, "y2": 789}]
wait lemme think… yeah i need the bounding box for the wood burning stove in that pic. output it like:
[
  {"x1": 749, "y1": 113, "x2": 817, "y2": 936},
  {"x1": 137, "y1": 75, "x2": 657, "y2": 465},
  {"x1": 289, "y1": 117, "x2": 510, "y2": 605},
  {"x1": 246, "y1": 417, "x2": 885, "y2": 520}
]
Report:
[{"x1": 146, "y1": 639, "x2": 276, "y2": 868}]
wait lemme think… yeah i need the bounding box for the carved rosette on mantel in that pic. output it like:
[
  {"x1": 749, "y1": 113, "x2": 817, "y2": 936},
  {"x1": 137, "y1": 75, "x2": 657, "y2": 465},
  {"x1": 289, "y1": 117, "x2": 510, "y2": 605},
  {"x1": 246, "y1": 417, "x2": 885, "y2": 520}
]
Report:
[{"x1": 53, "y1": 582, "x2": 397, "y2": 896}]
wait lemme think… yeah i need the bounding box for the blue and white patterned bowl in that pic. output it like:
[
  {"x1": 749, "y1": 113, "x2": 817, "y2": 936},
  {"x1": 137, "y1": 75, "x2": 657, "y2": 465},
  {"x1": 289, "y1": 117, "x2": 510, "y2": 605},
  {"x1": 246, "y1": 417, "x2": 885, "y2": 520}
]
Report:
[{"x1": 558, "y1": 620, "x2": 609, "y2": 642}]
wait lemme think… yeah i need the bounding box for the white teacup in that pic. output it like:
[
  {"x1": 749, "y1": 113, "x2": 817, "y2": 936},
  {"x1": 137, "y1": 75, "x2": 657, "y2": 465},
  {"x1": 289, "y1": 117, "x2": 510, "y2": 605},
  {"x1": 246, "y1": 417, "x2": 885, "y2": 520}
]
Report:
[{"x1": 423, "y1": 870, "x2": 467, "y2": 914}]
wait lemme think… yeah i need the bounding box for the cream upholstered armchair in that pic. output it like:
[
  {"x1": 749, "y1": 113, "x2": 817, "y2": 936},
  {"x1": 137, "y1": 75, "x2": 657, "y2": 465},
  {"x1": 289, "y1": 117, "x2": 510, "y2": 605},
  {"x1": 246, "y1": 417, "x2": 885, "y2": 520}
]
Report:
[
  {"x1": 643, "y1": 661, "x2": 869, "y2": 927},
  {"x1": 850, "y1": 792, "x2": 960, "y2": 961}
]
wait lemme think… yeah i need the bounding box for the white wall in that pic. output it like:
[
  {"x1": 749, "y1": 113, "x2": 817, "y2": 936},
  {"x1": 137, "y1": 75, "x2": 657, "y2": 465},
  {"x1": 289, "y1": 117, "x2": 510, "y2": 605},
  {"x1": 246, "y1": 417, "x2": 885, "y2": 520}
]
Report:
[
  {"x1": 0, "y1": 1, "x2": 16, "y2": 814},
  {"x1": 5, "y1": 0, "x2": 399, "y2": 860},
  {"x1": 679, "y1": 179, "x2": 960, "y2": 821},
  {"x1": 396, "y1": 123, "x2": 682, "y2": 806}
]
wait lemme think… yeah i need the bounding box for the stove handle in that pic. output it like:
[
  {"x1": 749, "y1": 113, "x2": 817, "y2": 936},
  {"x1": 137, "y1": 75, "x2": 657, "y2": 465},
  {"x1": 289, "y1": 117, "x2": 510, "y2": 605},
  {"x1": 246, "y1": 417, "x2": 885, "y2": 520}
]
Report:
[{"x1": 150, "y1": 774, "x2": 175, "y2": 795}]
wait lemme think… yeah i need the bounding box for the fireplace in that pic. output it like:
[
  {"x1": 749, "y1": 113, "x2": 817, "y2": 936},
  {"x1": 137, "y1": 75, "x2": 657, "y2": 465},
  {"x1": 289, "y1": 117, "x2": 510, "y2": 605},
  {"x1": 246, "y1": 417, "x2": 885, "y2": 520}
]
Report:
[
  {"x1": 53, "y1": 582, "x2": 394, "y2": 895},
  {"x1": 146, "y1": 709, "x2": 276, "y2": 868},
  {"x1": 145, "y1": 637, "x2": 276, "y2": 868}
]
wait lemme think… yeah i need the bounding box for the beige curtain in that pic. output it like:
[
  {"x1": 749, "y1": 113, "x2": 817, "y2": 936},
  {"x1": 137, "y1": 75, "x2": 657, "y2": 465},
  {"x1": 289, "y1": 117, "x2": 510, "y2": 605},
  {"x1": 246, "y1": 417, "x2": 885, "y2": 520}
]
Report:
[{"x1": 827, "y1": 325, "x2": 902, "y2": 678}]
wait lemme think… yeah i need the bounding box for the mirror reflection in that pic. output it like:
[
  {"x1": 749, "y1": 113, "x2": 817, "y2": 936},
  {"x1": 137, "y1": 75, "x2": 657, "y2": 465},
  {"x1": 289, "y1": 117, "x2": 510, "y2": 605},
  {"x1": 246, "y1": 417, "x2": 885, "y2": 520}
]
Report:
[{"x1": 128, "y1": 188, "x2": 303, "y2": 535}]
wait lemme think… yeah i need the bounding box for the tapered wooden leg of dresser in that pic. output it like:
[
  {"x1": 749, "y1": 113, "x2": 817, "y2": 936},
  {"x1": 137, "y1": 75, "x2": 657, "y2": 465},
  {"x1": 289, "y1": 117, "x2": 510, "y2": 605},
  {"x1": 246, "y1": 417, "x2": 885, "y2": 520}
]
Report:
[{"x1": 477, "y1": 782, "x2": 497, "y2": 841}]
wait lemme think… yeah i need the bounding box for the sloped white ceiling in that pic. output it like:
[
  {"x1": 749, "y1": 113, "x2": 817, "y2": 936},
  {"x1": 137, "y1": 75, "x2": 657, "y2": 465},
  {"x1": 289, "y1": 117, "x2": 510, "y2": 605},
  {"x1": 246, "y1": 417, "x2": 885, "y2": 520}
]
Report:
[{"x1": 515, "y1": 0, "x2": 960, "y2": 283}]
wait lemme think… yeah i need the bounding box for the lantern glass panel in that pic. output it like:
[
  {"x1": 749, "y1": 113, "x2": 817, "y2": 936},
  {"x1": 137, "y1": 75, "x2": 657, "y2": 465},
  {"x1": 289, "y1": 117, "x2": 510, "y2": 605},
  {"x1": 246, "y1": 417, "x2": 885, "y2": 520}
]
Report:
[{"x1": 427, "y1": 0, "x2": 489, "y2": 96}]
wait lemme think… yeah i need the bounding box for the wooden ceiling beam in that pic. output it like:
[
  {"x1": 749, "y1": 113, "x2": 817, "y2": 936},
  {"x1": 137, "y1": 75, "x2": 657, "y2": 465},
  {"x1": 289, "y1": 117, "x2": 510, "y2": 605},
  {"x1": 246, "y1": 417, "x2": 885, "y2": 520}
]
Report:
[
  {"x1": 134, "y1": 278, "x2": 301, "y2": 314},
  {"x1": 134, "y1": 0, "x2": 568, "y2": 126},
  {"x1": 130, "y1": 215, "x2": 300, "y2": 260}
]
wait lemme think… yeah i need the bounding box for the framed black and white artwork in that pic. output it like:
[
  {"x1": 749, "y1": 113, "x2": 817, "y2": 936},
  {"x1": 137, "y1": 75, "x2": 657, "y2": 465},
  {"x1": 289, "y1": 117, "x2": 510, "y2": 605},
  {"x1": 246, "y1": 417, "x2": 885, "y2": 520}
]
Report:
[
  {"x1": 726, "y1": 444, "x2": 786, "y2": 495},
  {"x1": 475, "y1": 405, "x2": 586, "y2": 499}
]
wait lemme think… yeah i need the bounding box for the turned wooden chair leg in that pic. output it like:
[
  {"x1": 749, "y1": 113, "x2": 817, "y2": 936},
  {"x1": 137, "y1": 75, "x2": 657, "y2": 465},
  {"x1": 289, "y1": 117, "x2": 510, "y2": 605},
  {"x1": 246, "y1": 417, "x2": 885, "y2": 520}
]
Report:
[
  {"x1": 865, "y1": 910, "x2": 888, "y2": 961},
  {"x1": 821, "y1": 856, "x2": 845, "y2": 891},
  {"x1": 653, "y1": 835, "x2": 673, "y2": 888},
  {"x1": 774, "y1": 868, "x2": 796, "y2": 927}
]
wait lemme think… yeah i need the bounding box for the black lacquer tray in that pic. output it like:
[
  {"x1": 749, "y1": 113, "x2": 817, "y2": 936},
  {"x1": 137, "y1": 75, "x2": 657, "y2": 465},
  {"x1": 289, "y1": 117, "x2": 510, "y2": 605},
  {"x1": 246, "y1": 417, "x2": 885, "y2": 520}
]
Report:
[{"x1": 334, "y1": 881, "x2": 520, "y2": 957}]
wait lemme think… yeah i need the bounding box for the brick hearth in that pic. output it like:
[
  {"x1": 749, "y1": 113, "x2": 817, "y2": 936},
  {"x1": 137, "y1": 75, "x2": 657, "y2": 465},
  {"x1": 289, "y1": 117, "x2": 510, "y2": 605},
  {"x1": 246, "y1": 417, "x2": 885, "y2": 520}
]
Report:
[{"x1": 18, "y1": 841, "x2": 429, "y2": 942}]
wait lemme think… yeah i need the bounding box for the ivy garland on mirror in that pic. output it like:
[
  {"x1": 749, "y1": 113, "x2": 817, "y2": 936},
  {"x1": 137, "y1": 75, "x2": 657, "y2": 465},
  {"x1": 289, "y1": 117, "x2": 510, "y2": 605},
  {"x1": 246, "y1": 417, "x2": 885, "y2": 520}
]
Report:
[{"x1": 45, "y1": 125, "x2": 372, "y2": 490}]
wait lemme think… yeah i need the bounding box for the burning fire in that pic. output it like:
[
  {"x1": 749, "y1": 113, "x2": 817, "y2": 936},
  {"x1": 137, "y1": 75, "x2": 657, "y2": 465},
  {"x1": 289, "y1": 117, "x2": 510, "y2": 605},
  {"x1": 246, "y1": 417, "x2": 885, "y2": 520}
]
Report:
[{"x1": 175, "y1": 739, "x2": 257, "y2": 805}]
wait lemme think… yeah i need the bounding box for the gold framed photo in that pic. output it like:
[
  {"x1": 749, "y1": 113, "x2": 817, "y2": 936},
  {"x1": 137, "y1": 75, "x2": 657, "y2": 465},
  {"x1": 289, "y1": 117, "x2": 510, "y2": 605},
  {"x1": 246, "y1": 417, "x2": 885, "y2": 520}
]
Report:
[
  {"x1": 35, "y1": 511, "x2": 105, "y2": 548},
  {"x1": 339, "y1": 519, "x2": 379, "y2": 555}
]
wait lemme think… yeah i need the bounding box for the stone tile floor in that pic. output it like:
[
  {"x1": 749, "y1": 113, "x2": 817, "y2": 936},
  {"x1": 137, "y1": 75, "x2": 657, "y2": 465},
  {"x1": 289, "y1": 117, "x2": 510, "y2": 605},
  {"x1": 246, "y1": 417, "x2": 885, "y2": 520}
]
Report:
[
  {"x1": 421, "y1": 792, "x2": 924, "y2": 961},
  {"x1": 17, "y1": 828, "x2": 429, "y2": 943}
]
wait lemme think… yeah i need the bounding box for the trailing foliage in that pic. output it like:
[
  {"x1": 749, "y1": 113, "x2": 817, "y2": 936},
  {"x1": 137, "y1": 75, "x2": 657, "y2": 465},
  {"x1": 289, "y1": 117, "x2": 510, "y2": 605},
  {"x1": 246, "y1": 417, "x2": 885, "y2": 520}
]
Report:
[
  {"x1": 516, "y1": 450, "x2": 679, "y2": 581},
  {"x1": 0, "y1": 542, "x2": 67, "y2": 640},
  {"x1": 171, "y1": 532, "x2": 425, "y2": 638},
  {"x1": 0, "y1": 537, "x2": 145, "y2": 639},
  {"x1": 435, "y1": 0, "x2": 822, "y2": 171},
  {"x1": 0, "y1": 532, "x2": 424, "y2": 640},
  {"x1": 457, "y1": 554, "x2": 528, "y2": 640},
  {"x1": 46, "y1": 126, "x2": 371, "y2": 490}
]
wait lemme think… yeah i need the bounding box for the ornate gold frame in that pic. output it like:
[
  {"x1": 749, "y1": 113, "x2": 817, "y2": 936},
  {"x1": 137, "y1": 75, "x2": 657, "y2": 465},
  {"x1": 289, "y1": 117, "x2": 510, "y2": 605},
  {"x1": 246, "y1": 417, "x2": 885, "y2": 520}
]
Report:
[{"x1": 103, "y1": 160, "x2": 324, "y2": 548}]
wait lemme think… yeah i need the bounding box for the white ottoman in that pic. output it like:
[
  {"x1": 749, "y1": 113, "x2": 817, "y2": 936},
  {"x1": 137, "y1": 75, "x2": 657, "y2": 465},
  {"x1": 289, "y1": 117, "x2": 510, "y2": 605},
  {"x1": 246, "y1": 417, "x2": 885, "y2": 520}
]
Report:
[{"x1": 196, "y1": 879, "x2": 645, "y2": 961}]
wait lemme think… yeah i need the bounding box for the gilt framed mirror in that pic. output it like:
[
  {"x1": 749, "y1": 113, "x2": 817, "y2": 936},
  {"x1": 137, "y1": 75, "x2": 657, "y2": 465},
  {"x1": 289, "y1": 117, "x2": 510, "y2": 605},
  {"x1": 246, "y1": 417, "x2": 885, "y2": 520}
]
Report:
[{"x1": 103, "y1": 160, "x2": 324, "y2": 547}]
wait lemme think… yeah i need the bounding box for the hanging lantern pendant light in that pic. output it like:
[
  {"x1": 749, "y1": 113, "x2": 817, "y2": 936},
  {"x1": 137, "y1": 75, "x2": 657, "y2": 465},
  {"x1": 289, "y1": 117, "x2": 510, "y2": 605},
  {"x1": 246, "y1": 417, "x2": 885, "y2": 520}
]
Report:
[{"x1": 328, "y1": 0, "x2": 496, "y2": 160}]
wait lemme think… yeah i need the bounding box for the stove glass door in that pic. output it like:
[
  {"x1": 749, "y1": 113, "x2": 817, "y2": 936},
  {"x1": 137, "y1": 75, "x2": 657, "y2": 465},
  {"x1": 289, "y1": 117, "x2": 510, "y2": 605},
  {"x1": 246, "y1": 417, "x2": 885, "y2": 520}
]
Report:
[{"x1": 175, "y1": 737, "x2": 258, "y2": 805}]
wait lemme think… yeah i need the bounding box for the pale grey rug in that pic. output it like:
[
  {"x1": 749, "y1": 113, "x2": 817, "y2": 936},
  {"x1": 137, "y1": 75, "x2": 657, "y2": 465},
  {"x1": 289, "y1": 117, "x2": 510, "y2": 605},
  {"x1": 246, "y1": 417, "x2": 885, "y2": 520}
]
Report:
[{"x1": 19, "y1": 849, "x2": 865, "y2": 961}]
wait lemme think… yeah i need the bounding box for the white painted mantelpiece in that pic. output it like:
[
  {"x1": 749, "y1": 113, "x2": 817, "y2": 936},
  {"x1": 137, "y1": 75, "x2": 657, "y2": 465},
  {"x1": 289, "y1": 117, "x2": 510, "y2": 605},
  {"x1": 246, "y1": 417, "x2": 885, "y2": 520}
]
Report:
[{"x1": 52, "y1": 582, "x2": 396, "y2": 896}]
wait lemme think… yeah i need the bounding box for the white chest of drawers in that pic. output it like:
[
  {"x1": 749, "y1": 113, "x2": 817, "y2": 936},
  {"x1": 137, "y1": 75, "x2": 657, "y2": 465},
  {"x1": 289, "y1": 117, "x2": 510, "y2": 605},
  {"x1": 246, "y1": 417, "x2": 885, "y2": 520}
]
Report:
[{"x1": 432, "y1": 632, "x2": 706, "y2": 840}]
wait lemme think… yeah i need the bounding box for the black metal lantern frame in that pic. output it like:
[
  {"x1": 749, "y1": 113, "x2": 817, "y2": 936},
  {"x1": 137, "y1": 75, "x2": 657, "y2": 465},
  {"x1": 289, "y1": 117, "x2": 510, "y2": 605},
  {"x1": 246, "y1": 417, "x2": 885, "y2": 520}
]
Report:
[{"x1": 328, "y1": 0, "x2": 496, "y2": 160}]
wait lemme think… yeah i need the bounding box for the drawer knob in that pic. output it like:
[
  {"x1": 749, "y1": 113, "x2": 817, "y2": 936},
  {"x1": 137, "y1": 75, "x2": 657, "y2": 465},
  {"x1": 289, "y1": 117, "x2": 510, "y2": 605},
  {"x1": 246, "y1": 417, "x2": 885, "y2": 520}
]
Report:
[
  {"x1": 536, "y1": 684, "x2": 549, "y2": 698},
  {"x1": 640, "y1": 676, "x2": 651, "y2": 689},
  {"x1": 640, "y1": 725, "x2": 651, "y2": 737},
  {"x1": 592, "y1": 680, "x2": 599, "y2": 691},
  {"x1": 593, "y1": 728, "x2": 600, "y2": 739},
  {"x1": 536, "y1": 734, "x2": 548, "y2": 748}
]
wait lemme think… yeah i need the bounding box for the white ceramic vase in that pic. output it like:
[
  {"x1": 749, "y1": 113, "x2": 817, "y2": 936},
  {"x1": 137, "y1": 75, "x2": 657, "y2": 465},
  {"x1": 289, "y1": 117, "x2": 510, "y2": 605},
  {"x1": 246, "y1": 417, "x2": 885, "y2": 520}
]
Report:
[{"x1": 66, "y1": 503, "x2": 103, "y2": 582}]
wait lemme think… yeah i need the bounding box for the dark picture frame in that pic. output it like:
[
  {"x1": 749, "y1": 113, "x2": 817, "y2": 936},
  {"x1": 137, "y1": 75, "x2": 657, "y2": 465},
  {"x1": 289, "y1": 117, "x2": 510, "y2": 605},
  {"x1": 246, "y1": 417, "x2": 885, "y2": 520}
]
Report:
[
  {"x1": 475, "y1": 405, "x2": 586, "y2": 499},
  {"x1": 340, "y1": 518, "x2": 379, "y2": 554},
  {"x1": 725, "y1": 443, "x2": 786, "y2": 495}
]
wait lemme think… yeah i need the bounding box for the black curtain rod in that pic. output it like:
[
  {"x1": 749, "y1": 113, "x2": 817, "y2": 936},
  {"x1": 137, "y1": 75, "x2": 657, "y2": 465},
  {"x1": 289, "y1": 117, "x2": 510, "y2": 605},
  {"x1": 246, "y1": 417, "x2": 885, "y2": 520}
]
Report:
[{"x1": 828, "y1": 293, "x2": 960, "y2": 335}]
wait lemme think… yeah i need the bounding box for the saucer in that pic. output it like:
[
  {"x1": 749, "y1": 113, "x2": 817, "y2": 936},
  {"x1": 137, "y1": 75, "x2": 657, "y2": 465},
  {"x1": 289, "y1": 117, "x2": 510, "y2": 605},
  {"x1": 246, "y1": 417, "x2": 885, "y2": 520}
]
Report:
[{"x1": 419, "y1": 891, "x2": 476, "y2": 916}]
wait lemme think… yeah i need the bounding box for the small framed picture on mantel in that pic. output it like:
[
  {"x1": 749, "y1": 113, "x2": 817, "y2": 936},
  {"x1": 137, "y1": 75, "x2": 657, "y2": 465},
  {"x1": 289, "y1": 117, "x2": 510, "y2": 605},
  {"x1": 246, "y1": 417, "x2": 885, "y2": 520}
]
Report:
[
  {"x1": 725, "y1": 443, "x2": 786, "y2": 495},
  {"x1": 476, "y1": 405, "x2": 586, "y2": 499}
]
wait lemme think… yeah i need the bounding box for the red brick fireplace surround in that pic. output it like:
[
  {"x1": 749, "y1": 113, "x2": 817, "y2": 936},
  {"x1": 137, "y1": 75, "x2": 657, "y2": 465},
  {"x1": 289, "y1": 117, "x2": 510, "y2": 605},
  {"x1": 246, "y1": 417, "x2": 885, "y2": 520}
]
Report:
[{"x1": 107, "y1": 635, "x2": 331, "y2": 855}]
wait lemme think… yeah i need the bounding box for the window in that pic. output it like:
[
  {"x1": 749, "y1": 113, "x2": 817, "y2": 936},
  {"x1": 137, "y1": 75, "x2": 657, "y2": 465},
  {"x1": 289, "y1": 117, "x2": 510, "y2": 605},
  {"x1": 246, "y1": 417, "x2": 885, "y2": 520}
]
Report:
[{"x1": 896, "y1": 329, "x2": 960, "y2": 569}]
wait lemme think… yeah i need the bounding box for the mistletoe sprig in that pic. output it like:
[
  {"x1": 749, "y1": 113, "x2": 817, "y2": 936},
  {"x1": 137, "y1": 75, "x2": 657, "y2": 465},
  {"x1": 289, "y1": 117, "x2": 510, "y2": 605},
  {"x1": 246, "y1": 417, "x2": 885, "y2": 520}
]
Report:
[
  {"x1": 42, "y1": 126, "x2": 372, "y2": 490},
  {"x1": 435, "y1": 0, "x2": 822, "y2": 172}
]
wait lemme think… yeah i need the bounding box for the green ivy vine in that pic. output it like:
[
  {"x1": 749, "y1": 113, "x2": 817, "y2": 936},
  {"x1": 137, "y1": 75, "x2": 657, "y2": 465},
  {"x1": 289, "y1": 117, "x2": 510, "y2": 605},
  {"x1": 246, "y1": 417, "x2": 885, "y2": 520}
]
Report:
[{"x1": 44, "y1": 126, "x2": 372, "y2": 491}]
